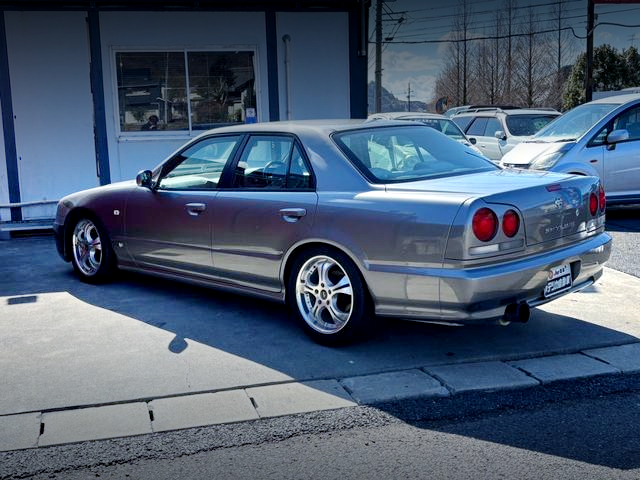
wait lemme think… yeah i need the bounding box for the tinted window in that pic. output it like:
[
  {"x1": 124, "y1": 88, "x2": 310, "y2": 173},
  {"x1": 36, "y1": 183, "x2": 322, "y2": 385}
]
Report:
[
  {"x1": 452, "y1": 116, "x2": 473, "y2": 131},
  {"x1": 466, "y1": 118, "x2": 489, "y2": 136},
  {"x1": 505, "y1": 114, "x2": 559, "y2": 136},
  {"x1": 233, "y1": 136, "x2": 312, "y2": 190}
]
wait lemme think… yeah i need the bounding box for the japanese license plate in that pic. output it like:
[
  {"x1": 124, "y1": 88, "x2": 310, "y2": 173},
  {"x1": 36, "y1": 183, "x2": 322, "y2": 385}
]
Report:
[{"x1": 544, "y1": 263, "x2": 572, "y2": 298}]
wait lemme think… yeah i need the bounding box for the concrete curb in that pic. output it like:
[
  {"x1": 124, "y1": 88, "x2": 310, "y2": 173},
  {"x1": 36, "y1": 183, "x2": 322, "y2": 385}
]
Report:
[{"x1": 1, "y1": 341, "x2": 638, "y2": 452}]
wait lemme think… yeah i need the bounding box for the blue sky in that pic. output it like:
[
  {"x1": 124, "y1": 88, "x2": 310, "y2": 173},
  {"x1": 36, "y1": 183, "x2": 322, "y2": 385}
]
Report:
[{"x1": 368, "y1": 0, "x2": 640, "y2": 104}]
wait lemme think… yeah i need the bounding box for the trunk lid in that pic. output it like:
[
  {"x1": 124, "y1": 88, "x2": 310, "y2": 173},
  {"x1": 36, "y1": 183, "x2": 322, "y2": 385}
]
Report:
[{"x1": 386, "y1": 169, "x2": 600, "y2": 246}]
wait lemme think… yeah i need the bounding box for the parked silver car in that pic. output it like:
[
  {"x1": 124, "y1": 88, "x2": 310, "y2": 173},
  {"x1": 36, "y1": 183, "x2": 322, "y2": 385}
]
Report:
[
  {"x1": 53, "y1": 120, "x2": 611, "y2": 345},
  {"x1": 453, "y1": 107, "x2": 561, "y2": 162},
  {"x1": 367, "y1": 112, "x2": 483, "y2": 154},
  {"x1": 501, "y1": 94, "x2": 640, "y2": 205}
]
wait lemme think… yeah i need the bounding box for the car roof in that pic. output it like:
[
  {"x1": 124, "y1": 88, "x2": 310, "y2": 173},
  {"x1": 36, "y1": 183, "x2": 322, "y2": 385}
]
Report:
[
  {"x1": 195, "y1": 119, "x2": 416, "y2": 138},
  {"x1": 368, "y1": 112, "x2": 448, "y2": 120},
  {"x1": 588, "y1": 93, "x2": 640, "y2": 105},
  {"x1": 453, "y1": 107, "x2": 559, "y2": 117}
]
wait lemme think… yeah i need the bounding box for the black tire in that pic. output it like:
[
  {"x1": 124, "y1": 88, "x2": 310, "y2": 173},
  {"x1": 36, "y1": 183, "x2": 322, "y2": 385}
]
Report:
[
  {"x1": 69, "y1": 216, "x2": 115, "y2": 284},
  {"x1": 286, "y1": 246, "x2": 373, "y2": 346}
]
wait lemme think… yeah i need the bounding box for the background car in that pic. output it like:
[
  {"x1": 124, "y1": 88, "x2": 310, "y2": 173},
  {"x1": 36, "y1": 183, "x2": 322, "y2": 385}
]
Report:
[
  {"x1": 452, "y1": 107, "x2": 561, "y2": 162},
  {"x1": 53, "y1": 120, "x2": 611, "y2": 345},
  {"x1": 500, "y1": 94, "x2": 640, "y2": 205},
  {"x1": 367, "y1": 111, "x2": 483, "y2": 155}
]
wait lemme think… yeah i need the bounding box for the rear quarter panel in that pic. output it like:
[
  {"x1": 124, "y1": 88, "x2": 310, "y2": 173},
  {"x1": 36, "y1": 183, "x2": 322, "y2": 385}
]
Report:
[{"x1": 311, "y1": 190, "x2": 467, "y2": 307}]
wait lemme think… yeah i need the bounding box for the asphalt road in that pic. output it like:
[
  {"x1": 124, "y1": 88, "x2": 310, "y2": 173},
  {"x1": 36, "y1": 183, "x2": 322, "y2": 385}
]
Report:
[
  {"x1": 604, "y1": 205, "x2": 640, "y2": 277},
  {"x1": 4, "y1": 374, "x2": 640, "y2": 480}
]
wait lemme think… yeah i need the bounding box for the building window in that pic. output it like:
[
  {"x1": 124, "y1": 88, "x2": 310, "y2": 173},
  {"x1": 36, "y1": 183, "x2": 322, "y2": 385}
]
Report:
[{"x1": 116, "y1": 50, "x2": 257, "y2": 134}]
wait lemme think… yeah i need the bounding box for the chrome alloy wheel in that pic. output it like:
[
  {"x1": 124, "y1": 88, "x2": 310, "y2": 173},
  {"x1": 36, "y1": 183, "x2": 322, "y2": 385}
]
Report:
[
  {"x1": 72, "y1": 219, "x2": 103, "y2": 277},
  {"x1": 295, "y1": 255, "x2": 354, "y2": 335}
]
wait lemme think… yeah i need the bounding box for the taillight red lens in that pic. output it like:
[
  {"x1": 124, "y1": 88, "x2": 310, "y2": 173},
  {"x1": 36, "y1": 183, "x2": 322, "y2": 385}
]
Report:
[
  {"x1": 472, "y1": 208, "x2": 498, "y2": 242},
  {"x1": 502, "y1": 209, "x2": 520, "y2": 237},
  {"x1": 589, "y1": 193, "x2": 598, "y2": 216},
  {"x1": 599, "y1": 184, "x2": 606, "y2": 212}
]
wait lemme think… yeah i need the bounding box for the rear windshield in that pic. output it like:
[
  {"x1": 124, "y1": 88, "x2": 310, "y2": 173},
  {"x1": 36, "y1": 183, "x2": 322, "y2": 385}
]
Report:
[
  {"x1": 505, "y1": 114, "x2": 559, "y2": 136},
  {"x1": 333, "y1": 125, "x2": 496, "y2": 183}
]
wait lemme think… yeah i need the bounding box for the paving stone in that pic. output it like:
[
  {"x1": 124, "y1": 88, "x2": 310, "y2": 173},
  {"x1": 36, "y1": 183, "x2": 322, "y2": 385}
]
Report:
[
  {"x1": 149, "y1": 390, "x2": 259, "y2": 432},
  {"x1": 246, "y1": 380, "x2": 356, "y2": 418},
  {"x1": 509, "y1": 353, "x2": 621, "y2": 383},
  {"x1": 425, "y1": 361, "x2": 539, "y2": 394},
  {"x1": 0, "y1": 412, "x2": 41, "y2": 452},
  {"x1": 583, "y1": 343, "x2": 640, "y2": 373},
  {"x1": 39, "y1": 403, "x2": 151, "y2": 446},
  {"x1": 341, "y1": 369, "x2": 449, "y2": 404}
]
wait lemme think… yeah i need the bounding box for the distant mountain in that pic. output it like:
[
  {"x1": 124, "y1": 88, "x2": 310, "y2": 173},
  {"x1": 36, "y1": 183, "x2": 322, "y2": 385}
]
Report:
[{"x1": 367, "y1": 82, "x2": 430, "y2": 114}]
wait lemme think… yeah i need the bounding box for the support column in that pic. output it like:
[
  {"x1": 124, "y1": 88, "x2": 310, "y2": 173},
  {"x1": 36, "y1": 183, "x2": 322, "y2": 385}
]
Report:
[
  {"x1": 0, "y1": 11, "x2": 21, "y2": 221},
  {"x1": 266, "y1": 10, "x2": 280, "y2": 121},
  {"x1": 87, "y1": 10, "x2": 110, "y2": 185}
]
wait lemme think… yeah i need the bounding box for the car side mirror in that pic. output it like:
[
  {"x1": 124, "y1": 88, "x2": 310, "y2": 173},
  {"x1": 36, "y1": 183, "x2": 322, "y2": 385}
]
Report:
[
  {"x1": 607, "y1": 129, "x2": 629, "y2": 146},
  {"x1": 469, "y1": 137, "x2": 477, "y2": 145},
  {"x1": 494, "y1": 130, "x2": 507, "y2": 141},
  {"x1": 136, "y1": 170, "x2": 153, "y2": 189}
]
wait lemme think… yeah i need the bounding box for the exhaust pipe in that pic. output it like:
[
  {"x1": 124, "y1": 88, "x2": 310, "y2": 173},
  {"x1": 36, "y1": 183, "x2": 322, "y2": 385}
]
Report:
[{"x1": 500, "y1": 302, "x2": 530, "y2": 326}]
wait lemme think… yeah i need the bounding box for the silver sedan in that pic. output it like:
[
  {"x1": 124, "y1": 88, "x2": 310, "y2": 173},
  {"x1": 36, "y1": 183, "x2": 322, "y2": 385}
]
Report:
[{"x1": 53, "y1": 120, "x2": 612, "y2": 345}]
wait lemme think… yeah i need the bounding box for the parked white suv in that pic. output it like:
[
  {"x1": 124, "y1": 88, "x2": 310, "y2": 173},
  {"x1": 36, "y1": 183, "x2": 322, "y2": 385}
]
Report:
[
  {"x1": 452, "y1": 107, "x2": 560, "y2": 162},
  {"x1": 500, "y1": 94, "x2": 640, "y2": 205}
]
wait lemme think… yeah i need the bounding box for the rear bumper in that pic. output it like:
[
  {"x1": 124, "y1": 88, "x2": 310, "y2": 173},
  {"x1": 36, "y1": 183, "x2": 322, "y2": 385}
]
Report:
[{"x1": 369, "y1": 232, "x2": 612, "y2": 322}]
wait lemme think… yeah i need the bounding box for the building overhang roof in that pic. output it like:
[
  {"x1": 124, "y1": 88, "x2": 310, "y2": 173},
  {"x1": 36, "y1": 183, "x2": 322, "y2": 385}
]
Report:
[{"x1": 0, "y1": 0, "x2": 366, "y2": 11}]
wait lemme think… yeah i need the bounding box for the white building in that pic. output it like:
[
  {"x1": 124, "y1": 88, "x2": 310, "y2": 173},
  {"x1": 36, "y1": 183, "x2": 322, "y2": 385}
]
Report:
[{"x1": 0, "y1": 0, "x2": 369, "y2": 223}]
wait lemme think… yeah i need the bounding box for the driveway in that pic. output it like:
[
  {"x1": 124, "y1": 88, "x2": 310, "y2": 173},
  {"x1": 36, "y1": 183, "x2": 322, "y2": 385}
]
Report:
[{"x1": 1, "y1": 230, "x2": 639, "y2": 450}]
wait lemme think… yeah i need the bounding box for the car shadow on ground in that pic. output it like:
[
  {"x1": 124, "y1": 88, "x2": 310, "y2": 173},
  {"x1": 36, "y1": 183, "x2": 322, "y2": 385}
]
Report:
[
  {"x1": 606, "y1": 204, "x2": 640, "y2": 232},
  {"x1": 1, "y1": 236, "x2": 637, "y2": 386}
]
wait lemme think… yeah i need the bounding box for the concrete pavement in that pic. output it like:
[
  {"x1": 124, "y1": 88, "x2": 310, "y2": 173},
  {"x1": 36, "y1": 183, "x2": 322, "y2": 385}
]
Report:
[
  {"x1": 1, "y1": 236, "x2": 640, "y2": 452},
  {"x1": 1, "y1": 339, "x2": 639, "y2": 451}
]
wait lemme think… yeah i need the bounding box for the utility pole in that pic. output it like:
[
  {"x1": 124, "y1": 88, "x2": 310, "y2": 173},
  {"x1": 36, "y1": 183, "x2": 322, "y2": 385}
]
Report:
[
  {"x1": 375, "y1": 0, "x2": 383, "y2": 112},
  {"x1": 585, "y1": 0, "x2": 594, "y2": 102},
  {"x1": 406, "y1": 82, "x2": 413, "y2": 111}
]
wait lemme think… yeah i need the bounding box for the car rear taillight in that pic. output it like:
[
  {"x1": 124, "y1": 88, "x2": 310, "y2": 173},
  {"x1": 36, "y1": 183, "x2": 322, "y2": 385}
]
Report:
[
  {"x1": 599, "y1": 184, "x2": 606, "y2": 212},
  {"x1": 502, "y1": 209, "x2": 520, "y2": 238},
  {"x1": 472, "y1": 208, "x2": 498, "y2": 242},
  {"x1": 589, "y1": 192, "x2": 598, "y2": 216}
]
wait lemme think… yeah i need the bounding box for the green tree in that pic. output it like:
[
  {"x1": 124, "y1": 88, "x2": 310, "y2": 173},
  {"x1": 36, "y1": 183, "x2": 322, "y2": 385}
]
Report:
[
  {"x1": 622, "y1": 46, "x2": 640, "y2": 86},
  {"x1": 562, "y1": 44, "x2": 640, "y2": 110}
]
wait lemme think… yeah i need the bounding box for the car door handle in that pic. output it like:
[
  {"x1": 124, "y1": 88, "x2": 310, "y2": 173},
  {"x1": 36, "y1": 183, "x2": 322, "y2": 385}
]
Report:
[
  {"x1": 185, "y1": 203, "x2": 206, "y2": 216},
  {"x1": 280, "y1": 208, "x2": 307, "y2": 223}
]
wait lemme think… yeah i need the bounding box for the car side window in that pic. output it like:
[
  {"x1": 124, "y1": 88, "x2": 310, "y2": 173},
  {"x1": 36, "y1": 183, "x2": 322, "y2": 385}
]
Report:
[
  {"x1": 466, "y1": 118, "x2": 489, "y2": 136},
  {"x1": 157, "y1": 136, "x2": 241, "y2": 190},
  {"x1": 613, "y1": 106, "x2": 640, "y2": 141},
  {"x1": 453, "y1": 116, "x2": 473, "y2": 132},
  {"x1": 485, "y1": 118, "x2": 503, "y2": 137},
  {"x1": 233, "y1": 135, "x2": 313, "y2": 190},
  {"x1": 590, "y1": 124, "x2": 611, "y2": 147}
]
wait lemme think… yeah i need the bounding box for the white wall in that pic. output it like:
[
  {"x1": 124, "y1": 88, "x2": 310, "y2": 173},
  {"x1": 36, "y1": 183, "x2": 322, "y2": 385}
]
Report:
[
  {"x1": 100, "y1": 11, "x2": 269, "y2": 182},
  {"x1": 5, "y1": 11, "x2": 97, "y2": 220},
  {"x1": 277, "y1": 12, "x2": 350, "y2": 120}
]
